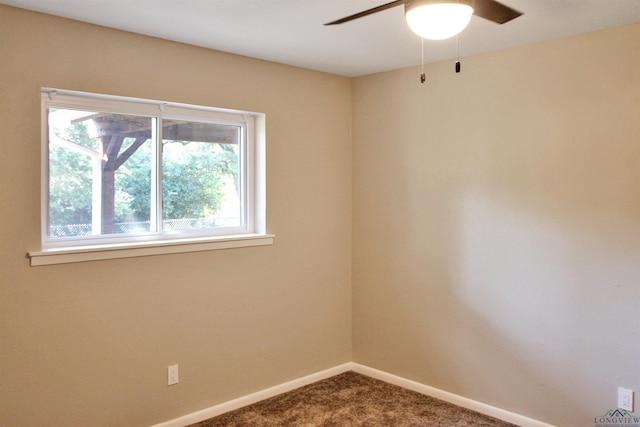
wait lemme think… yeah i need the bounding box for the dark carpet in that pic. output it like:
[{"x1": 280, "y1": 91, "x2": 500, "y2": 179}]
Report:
[{"x1": 188, "y1": 371, "x2": 519, "y2": 426}]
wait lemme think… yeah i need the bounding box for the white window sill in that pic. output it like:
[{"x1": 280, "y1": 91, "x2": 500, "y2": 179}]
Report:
[{"x1": 28, "y1": 233, "x2": 275, "y2": 266}]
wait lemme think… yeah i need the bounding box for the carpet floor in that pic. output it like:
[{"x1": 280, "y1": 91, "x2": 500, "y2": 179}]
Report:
[{"x1": 188, "y1": 371, "x2": 520, "y2": 426}]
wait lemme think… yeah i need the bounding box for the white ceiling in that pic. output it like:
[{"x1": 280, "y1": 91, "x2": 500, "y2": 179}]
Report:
[{"x1": 2, "y1": 0, "x2": 640, "y2": 77}]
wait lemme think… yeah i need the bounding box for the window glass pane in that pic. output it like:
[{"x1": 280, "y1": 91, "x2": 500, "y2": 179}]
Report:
[
  {"x1": 162, "y1": 120, "x2": 242, "y2": 231},
  {"x1": 48, "y1": 141, "x2": 93, "y2": 237},
  {"x1": 47, "y1": 108, "x2": 154, "y2": 238},
  {"x1": 113, "y1": 137, "x2": 153, "y2": 234}
]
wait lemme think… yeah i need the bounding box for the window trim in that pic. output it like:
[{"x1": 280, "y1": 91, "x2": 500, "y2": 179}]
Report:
[
  {"x1": 28, "y1": 88, "x2": 271, "y2": 266},
  {"x1": 28, "y1": 234, "x2": 275, "y2": 266}
]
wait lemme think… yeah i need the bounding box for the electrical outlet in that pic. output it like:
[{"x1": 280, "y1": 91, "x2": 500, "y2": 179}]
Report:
[
  {"x1": 168, "y1": 364, "x2": 179, "y2": 386},
  {"x1": 618, "y1": 387, "x2": 634, "y2": 411}
]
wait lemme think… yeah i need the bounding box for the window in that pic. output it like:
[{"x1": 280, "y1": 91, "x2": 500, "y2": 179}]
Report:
[{"x1": 29, "y1": 89, "x2": 271, "y2": 266}]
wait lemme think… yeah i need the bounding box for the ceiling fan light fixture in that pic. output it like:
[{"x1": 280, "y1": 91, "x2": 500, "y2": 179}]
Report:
[{"x1": 405, "y1": 0, "x2": 474, "y2": 40}]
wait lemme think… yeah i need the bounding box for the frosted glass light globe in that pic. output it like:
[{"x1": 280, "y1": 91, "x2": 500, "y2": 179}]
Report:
[{"x1": 406, "y1": 3, "x2": 473, "y2": 40}]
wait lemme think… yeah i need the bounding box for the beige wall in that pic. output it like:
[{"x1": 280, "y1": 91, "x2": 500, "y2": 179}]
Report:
[
  {"x1": 0, "y1": 5, "x2": 351, "y2": 426},
  {"x1": 352, "y1": 23, "x2": 640, "y2": 426}
]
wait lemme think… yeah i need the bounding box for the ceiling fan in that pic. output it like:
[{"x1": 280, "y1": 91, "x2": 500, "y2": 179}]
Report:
[{"x1": 325, "y1": 0, "x2": 522, "y2": 40}]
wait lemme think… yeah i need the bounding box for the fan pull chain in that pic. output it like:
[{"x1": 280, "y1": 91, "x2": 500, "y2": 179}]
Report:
[
  {"x1": 420, "y1": 37, "x2": 426, "y2": 83},
  {"x1": 455, "y1": 34, "x2": 461, "y2": 73}
]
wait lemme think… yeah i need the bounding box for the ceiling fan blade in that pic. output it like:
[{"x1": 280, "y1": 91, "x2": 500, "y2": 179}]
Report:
[
  {"x1": 473, "y1": 0, "x2": 522, "y2": 24},
  {"x1": 324, "y1": 0, "x2": 406, "y2": 25}
]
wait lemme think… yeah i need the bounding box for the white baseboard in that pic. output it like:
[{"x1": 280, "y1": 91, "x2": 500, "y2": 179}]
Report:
[
  {"x1": 149, "y1": 363, "x2": 352, "y2": 427},
  {"x1": 151, "y1": 362, "x2": 556, "y2": 427},
  {"x1": 350, "y1": 363, "x2": 556, "y2": 427}
]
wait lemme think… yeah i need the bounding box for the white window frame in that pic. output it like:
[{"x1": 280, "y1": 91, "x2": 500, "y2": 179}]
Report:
[{"x1": 29, "y1": 88, "x2": 272, "y2": 266}]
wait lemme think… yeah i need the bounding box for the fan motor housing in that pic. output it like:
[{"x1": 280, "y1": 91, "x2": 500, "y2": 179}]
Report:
[{"x1": 405, "y1": 0, "x2": 474, "y2": 14}]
